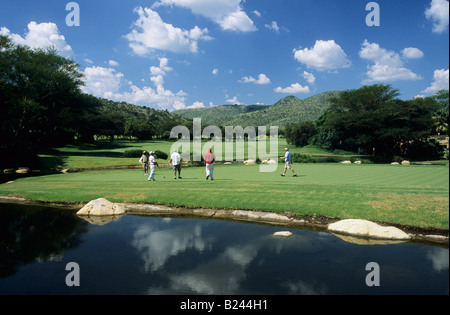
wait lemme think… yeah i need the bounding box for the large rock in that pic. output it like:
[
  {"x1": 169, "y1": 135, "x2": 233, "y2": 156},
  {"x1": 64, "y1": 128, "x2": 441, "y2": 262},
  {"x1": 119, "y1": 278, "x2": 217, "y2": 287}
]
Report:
[
  {"x1": 273, "y1": 231, "x2": 293, "y2": 237},
  {"x1": 261, "y1": 160, "x2": 277, "y2": 164},
  {"x1": 328, "y1": 219, "x2": 411, "y2": 240},
  {"x1": 16, "y1": 167, "x2": 30, "y2": 174},
  {"x1": 77, "y1": 198, "x2": 126, "y2": 216}
]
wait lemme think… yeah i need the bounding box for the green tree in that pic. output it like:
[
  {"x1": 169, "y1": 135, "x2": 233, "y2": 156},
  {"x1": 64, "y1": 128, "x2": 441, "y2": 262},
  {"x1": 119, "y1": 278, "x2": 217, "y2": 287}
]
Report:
[
  {"x1": 1, "y1": 35, "x2": 86, "y2": 167},
  {"x1": 316, "y1": 84, "x2": 440, "y2": 159},
  {"x1": 124, "y1": 120, "x2": 155, "y2": 140},
  {"x1": 432, "y1": 90, "x2": 449, "y2": 136},
  {"x1": 285, "y1": 121, "x2": 317, "y2": 147}
]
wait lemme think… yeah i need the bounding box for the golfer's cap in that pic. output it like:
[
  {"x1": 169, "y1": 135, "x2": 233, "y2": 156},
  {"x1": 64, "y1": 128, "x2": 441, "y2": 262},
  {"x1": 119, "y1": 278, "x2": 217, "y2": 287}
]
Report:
[{"x1": 284, "y1": 147, "x2": 288, "y2": 150}]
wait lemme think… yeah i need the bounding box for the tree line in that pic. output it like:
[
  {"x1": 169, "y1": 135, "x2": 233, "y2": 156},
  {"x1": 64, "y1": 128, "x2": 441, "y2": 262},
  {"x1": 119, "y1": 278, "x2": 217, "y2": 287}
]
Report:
[
  {"x1": 284, "y1": 84, "x2": 449, "y2": 161},
  {"x1": 0, "y1": 35, "x2": 187, "y2": 168}
]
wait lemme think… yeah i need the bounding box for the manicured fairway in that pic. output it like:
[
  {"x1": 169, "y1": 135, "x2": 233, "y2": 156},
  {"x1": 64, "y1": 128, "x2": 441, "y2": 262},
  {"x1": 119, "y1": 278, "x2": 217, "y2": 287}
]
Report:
[{"x1": 1, "y1": 163, "x2": 448, "y2": 229}]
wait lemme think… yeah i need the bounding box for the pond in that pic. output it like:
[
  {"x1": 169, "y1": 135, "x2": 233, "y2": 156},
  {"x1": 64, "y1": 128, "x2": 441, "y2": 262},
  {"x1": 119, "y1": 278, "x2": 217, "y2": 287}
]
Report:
[{"x1": 0, "y1": 202, "x2": 448, "y2": 296}]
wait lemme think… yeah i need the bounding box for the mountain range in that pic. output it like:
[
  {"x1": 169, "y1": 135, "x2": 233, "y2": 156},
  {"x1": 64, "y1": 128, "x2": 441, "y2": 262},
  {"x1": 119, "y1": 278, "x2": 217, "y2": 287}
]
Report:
[{"x1": 174, "y1": 91, "x2": 340, "y2": 128}]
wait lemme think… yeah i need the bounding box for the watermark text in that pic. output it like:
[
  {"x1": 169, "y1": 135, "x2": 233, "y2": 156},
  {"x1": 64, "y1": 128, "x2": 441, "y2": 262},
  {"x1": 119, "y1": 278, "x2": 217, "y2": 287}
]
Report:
[
  {"x1": 170, "y1": 118, "x2": 279, "y2": 172},
  {"x1": 66, "y1": 2, "x2": 80, "y2": 27}
]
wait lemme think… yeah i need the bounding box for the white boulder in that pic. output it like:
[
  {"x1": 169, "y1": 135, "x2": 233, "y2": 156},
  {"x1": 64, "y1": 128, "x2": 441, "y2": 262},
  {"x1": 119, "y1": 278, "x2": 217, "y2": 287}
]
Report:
[
  {"x1": 261, "y1": 160, "x2": 277, "y2": 164},
  {"x1": 328, "y1": 219, "x2": 411, "y2": 240},
  {"x1": 77, "y1": 198, "x2": 126, "y2": 216},
  {"x1": 273, "y1": 231, "x2": 293, "y2": 237},
  {"x1": 16, "y1": 167, "x2": 30, "y2": 174}
]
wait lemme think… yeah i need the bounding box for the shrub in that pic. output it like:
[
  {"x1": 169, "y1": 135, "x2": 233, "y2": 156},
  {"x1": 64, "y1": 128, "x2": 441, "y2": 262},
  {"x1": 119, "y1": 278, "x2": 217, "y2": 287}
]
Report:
[
  {"x1": 154, "y1": 150, "x2": 168, "y2": 160},
  {"x1": 404, "y1": 139, "x2": 444, "y2": 161},
  {"x1": 123, "y1": 149, "x2": 144, "y2": 158},
  {"x1": 292, "y1": 154, "x2": 313, "y2": 163}
]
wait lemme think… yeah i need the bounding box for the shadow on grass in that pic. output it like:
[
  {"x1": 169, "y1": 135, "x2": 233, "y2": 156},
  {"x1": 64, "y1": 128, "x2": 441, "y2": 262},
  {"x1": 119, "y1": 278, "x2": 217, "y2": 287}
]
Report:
[{"x1": 38, "y1": 155, "x2": 68, "y2": 170}]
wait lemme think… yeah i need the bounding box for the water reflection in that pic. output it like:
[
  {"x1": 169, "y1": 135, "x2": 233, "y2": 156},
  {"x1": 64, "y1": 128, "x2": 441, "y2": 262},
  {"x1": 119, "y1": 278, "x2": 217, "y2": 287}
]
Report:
[
  {"x1": 0, "y1": 203, "x2": 88, "y2": 279},
  {"x1": 129, "y1": 217, "x2": 448, "y2": 295},
  {"x1": 131, "y1": 218, "x2": 331, "y2": 295},
  {"x1": 427, "y1": 248, "x2": 449, "y2": 272},
  {"x1": 0, "y1": 203, "x2": 448, "y2": 295},
  {"x1": 132, "y1": 221, "x2": 212, "y2": 272}
]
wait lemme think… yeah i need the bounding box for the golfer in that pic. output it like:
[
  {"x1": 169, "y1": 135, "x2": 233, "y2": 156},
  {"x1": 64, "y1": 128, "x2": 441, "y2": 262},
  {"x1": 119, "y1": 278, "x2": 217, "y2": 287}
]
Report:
[
  {"x1": 203, "y1": 148, "x2": 215, "y2": 180},
  {"x1": 147, "y1": 151, "x2": 158, "y2": 181},
  {"x1": 139, "y1": 151, "x2": 149, "y2": 175},
  {"x1": 170, "y1": 149, "x2": 182, "y2": 179},
  {"x1": 280, "y1": 147, "x2": 297, "y2": 177}
]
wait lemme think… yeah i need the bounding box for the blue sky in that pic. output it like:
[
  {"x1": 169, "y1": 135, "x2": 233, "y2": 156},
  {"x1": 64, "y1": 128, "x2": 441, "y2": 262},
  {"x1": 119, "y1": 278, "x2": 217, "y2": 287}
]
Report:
[{"x1": 1, "y1": 0, "x2": 448, "y2": 111}]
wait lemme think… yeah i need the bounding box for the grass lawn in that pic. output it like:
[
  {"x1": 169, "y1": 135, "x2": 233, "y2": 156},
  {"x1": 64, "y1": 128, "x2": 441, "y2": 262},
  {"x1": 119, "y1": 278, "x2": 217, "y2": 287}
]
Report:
[
  {"x1": 36, "y1": 139, "x2": 346, "y2": 170},
  {"x1": 1, "y1": 163, "x2": 448, "y2": 230}
]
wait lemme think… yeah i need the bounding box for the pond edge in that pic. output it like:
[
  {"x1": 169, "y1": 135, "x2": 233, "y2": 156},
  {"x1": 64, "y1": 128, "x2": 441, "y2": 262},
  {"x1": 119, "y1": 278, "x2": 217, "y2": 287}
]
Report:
[{"x1": 0, "y1": 195, "x2": 448, "y2": 247}]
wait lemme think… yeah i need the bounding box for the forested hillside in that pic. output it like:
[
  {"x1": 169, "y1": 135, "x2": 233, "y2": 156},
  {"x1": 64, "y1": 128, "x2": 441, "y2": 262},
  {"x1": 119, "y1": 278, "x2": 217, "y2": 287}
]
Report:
[
  {"x1": 174, "y1": 91, "x2": 340, "y2": 127},
  {"x1": 174, "y1": 104, "x2": 271, "y2": 126}
]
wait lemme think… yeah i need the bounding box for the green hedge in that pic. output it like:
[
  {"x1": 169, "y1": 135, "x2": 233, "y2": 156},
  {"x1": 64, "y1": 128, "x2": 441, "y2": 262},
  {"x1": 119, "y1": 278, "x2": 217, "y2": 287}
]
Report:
[{"x1": 123, "y1": 149, "x2": 168, "y2": 160}]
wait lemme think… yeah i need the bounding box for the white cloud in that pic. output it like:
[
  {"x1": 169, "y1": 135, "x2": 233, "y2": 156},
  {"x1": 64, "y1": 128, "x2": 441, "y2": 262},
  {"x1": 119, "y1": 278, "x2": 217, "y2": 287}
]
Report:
[
  {"x1": 226, "y1": 96, "x2": 242, "y2": 104},
  {"x1": 150, "y1": 57, "x2": 173, "y2": 76},
  {"x1": 82, "y1": 66, "x2": 124, "y2": 99},
  {"x1": 0, "y1": 22, "x2": 72, "y2": 57},
  {"x1": 108, "y1": 60, "x2": 119, "y2": 67},
  {"x1": 239, "y1": 73, "x2": 271, "y2": 85},
  {"x1": 82, "y1": 58, "x2": 188, "y2": 111},
  {"x1": 264, "y1": 21, "x2": 288, "y2": 33},
  {"x1": 359, "y1": 40, "x2": 422, "y2": 83},
  {"x1": 364, "y1": 65, "x2": 421, "y2": 83},
  {"x1": 265, "y1": 21, "x2": 280, "y2": 32},
  {"x1": 154, "y1": 0, "x2": 256, "y2": 32},
  {"x1": 212, "y1": 68, "x2": 219, "y2": 76},
  {"x1": 220, "y1": 10, "x2": 257, "y2": 32},
  {"x1": 293, "y1": 40, "x2": 351, "y2": 71},
  {"x1": 359, "y1": 40, "x2": 403, "y2": 67},
  {"x1": 401, "y1": 47, "x2": 424, "y2": 59},
  {"x1": 425, "y1": 0, "x2": 449, "y2": 33},
  {"x1": 125, "y1": 7, "x2": 212, "y2": 55},
  {"x1": 302, "y1": 71, "x2": 316, "y2": 84},
  {"x1": 421, "y1": 69, "x2": 449, "y2": 94},
  {"x1": 274, "y1": 83, "x2": 310, "y2": 94},
  {"x1": 186, "y1": 101, "x2": 205, "y2": 109}
]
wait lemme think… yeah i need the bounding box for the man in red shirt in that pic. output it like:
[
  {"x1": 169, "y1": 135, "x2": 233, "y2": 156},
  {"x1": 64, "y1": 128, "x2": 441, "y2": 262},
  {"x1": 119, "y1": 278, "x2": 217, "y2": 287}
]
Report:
[{"x1": 203, "y1": 148, "x2": 215, "y2": 180}]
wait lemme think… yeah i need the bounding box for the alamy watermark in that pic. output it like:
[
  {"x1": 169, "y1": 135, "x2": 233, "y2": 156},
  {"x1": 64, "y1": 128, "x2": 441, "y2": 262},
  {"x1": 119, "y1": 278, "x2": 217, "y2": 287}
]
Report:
[
  {"x1": 366, "y1": 2, "x2": 380, "y2": 27},
  {"x1": 65, "y1": 262, "x2": 80, "y2": 287},
  {"x1": 365, "y1": 262, "x2": 381, "y2": 287},
  {"x1": 170, "y1": 118, "x2": 279, "y2": 173},
  {"x1": 64, "y1": 2, "x2": 380, "y2": 28},
  {"x1": 66, "y1": 2, "x2": 80, "y2": 27}
]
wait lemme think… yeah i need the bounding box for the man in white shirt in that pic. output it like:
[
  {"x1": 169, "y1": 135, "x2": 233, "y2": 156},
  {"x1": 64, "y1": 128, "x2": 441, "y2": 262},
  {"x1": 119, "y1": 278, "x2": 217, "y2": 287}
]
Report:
[
  {"x1": 148, "y1": 151, "x2": 158, "y2": 181},
  {"x1": 169, "y1": 149, "x2": 182, "y2": 179}
]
